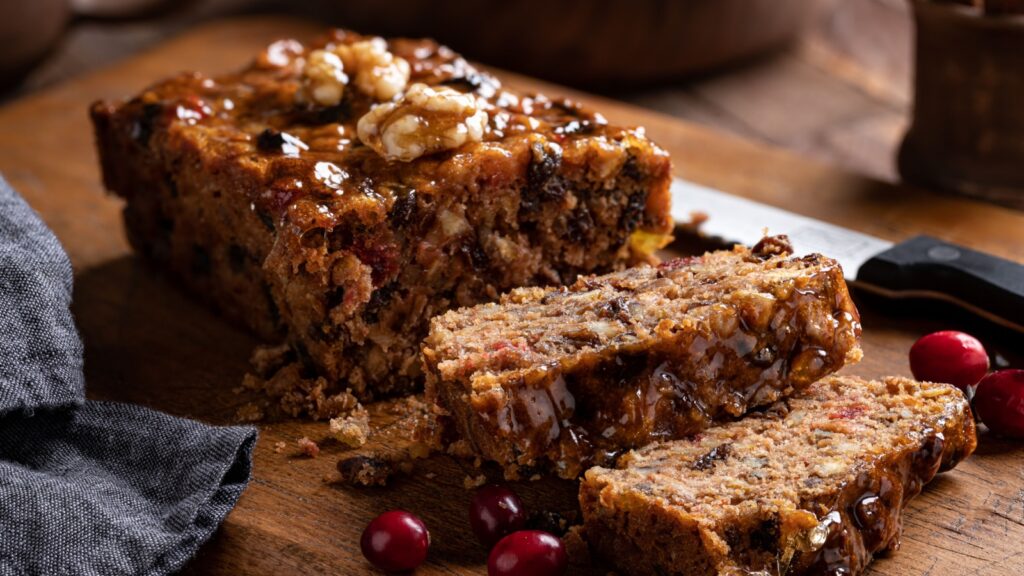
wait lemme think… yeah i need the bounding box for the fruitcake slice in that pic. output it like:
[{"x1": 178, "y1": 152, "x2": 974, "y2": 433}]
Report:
[
  {"x1": 90, "y1": 29, "x2": 673, "y2": 408},
  {"x1": 422, "y1": 236, "x2": 863, "y2": 479},
  {"x1": 579, "y1": 376, "x2": 977, "y2": 576}
]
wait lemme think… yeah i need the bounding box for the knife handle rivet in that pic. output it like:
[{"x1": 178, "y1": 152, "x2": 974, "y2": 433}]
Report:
[{"x1": 927, "y1": 245, "x2": 961, "y2": 262}]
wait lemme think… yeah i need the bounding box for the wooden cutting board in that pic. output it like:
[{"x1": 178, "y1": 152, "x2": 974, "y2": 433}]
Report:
[{"x1": 1, "y1": 16, "x2": 1022, "y2": 575}]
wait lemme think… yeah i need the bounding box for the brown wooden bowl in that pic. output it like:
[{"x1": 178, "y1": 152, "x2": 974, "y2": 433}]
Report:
[{"x1": 305, "y1": 0, "x2": 818, "y2": 87}]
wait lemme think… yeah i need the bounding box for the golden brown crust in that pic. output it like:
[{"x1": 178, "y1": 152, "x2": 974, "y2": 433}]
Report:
[
  {"x1": 579, "y1": 376, "x2": 977, "y2": 576},
  {"x1": 90, "y1": 30, "x2": 674, "y2": 404}
]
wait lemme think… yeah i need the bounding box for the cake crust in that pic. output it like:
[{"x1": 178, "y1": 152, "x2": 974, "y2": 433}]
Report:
[
  {"x1": 423, "y1": 238, "x2": 863, "y2": 479},
  {"x1": 579, "y1": 376, "x2": 977, "y2": 576},
  {"x1": 90, "y1": 30, "x2": 673, "y2": 405}
]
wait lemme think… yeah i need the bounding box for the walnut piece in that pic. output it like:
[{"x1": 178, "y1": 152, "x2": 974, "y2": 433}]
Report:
[
  {"x1": 300, "y1": 49, "x2": 348, "y2": 106},
  {"x1": 357, "y1": 83, "x2": 488, "y2": 162},
  {"x1": 335, "y1": 38, "x2": 411, "y2": 101},
  {"x1": 298, "y1": 38, "x2": 410, "y2": 106}
]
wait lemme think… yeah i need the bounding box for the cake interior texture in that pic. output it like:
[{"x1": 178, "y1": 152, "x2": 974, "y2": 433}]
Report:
[
  {"x1": 90, "y1": 29, "x2": 673, "y2": 407},
  {"x1": 579, "y1": 376, "x2": 977, "y2": 576},
  {"x1": 423, "y1": 238, "x2": 863, "y2": 479}
]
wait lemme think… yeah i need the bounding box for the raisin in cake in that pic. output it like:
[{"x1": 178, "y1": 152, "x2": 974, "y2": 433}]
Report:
[
  {"x1": 579, "y1": 376, "x2": 977, "y2": 576},
  {"x1": 422, "y1": 237, "x2": 862, "y2": 479},
  {"x1": 90, "y1": 30, "x2": 673, "y2": 404}
]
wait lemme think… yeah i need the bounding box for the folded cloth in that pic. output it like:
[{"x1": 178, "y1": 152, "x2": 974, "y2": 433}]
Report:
[{"x1": 0, "y1": 176, "x2": 256, "y2": 576}]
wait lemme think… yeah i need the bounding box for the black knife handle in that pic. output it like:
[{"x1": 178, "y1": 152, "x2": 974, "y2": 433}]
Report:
[{"x1": 857, "y1": 235, "x2": 1024, "y2": 331}]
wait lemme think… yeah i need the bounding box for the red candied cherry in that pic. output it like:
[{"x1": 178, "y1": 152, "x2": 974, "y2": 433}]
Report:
[
  {"x1": 909, "y1": 330, "x2": 989, "y2": 392},
  {"x1": 470, "y1": 484, "x2": 528, "y2": 547},
  {"x1": 974, "y1": 369, "x2": 1024, "y2": 438},
  {"x1": 488, "y1": 530, "x2": 567, "y2": 576},
  {"x1": 360, "y1": 510, "x2": 430, "y2": 572}
]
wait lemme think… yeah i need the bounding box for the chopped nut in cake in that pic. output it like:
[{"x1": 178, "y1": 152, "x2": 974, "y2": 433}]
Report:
[
  {"x1": 301, "y1": 49, "x2": 348, "y2": 106},
  {"x1": 329, "y1": 405, "x2": 371, "y2": 447}
]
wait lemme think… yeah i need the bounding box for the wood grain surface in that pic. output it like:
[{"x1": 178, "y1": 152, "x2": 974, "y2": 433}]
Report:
[{"x1": 0, "y1": 16, "x2": 1022, "y2": 576}]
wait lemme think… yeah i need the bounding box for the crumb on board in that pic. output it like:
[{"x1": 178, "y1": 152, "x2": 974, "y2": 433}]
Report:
[
  {"x1": 446, "y1": 439, "x2": 474, "y2": 458},
  {"x1": 329, "y1": 405, "x2": 371, "y2": 447},
  {"x1": 241, "y1": 372, "x2": 262, "y2": 392},
  {"x1": 242, "y1": 358, "x2": 360, "y2": 420},
  {"x1": 331, "y1": 395, "x2": 441, "y2": 487},
  {"x1": 297, "y1": 437, "x2": 320, "y2": 458},
  {"x1": 463, "y1": 474, "x2": 487, "y2": 489},
  {"x1": 234, "y1": 402, "x2": 265, "y2": 423},
  {"x1": 250, "y1": 342, "x2": 292, "y2": 376},
  {"x1": 424, "y1": 472, "x2": 436, "y2": 480},
  {"x1": 273, "y1": 441, "x2": 287, "y2": 454}
]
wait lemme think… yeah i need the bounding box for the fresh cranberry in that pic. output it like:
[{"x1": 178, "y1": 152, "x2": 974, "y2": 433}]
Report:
[
  {"x1": 360, "y1": 510, "x2": 430, "y2": 572},
  {"x1": 487, "y1": 530, "x2": 567, "y2": 576},
  {"x1": 974, "y1": 369, "x2": 1024, "y2": 438},
  {"x1": 470, "y1": 485, "x2": 528, "y2": 547},
  {"x1": 909, "y1": 330, "x2": 989, "y2": 392}
]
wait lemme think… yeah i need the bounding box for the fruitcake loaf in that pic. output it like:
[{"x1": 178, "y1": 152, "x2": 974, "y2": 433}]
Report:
[
  {"x1": 579, "y1": 376, "x2": 977, "y2": 576},
  {"x1": 90, "y1": 30, "x2": 673, "y2": 403},
  {"x1": 422, "y1": 237, "x2": 863, "y2": 479}
]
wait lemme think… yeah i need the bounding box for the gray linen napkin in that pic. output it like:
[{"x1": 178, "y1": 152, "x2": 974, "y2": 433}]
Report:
[{"x1": 0, "y1": 176, "x2": 257, "y2": 576}]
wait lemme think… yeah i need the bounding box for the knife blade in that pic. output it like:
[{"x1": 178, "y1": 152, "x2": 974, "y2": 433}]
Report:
[{"x1": 671, "y1": 178, "x2": 1024, "y2": 333}]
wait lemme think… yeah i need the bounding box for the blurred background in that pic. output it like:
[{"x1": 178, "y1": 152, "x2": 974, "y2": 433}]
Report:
[{"x1": 4, "y1": 0, "x2": 1019, "y2": 207}]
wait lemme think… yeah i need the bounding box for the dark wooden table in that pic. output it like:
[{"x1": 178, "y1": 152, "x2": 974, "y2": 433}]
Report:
[{"x1": 1, "y1": 15, "x2": 1022, "y2": 576}]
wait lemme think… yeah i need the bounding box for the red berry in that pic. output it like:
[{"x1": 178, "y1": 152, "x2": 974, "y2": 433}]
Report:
[
  {"x1": 360, "y1": 510, "x2": 430, "y2": 572},
  {"x1": 488, "y1": 530, "x2": 567, "y2": 576},
  {"x1": 974, "y1": 369, "x2": 1024, "y2": 438},
  {"x1": 470, "y1": 485, "x2": 528, "y2": 546},
  {"x1": 909, "y1": 330, "x2": 989, "y2": 392}
]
